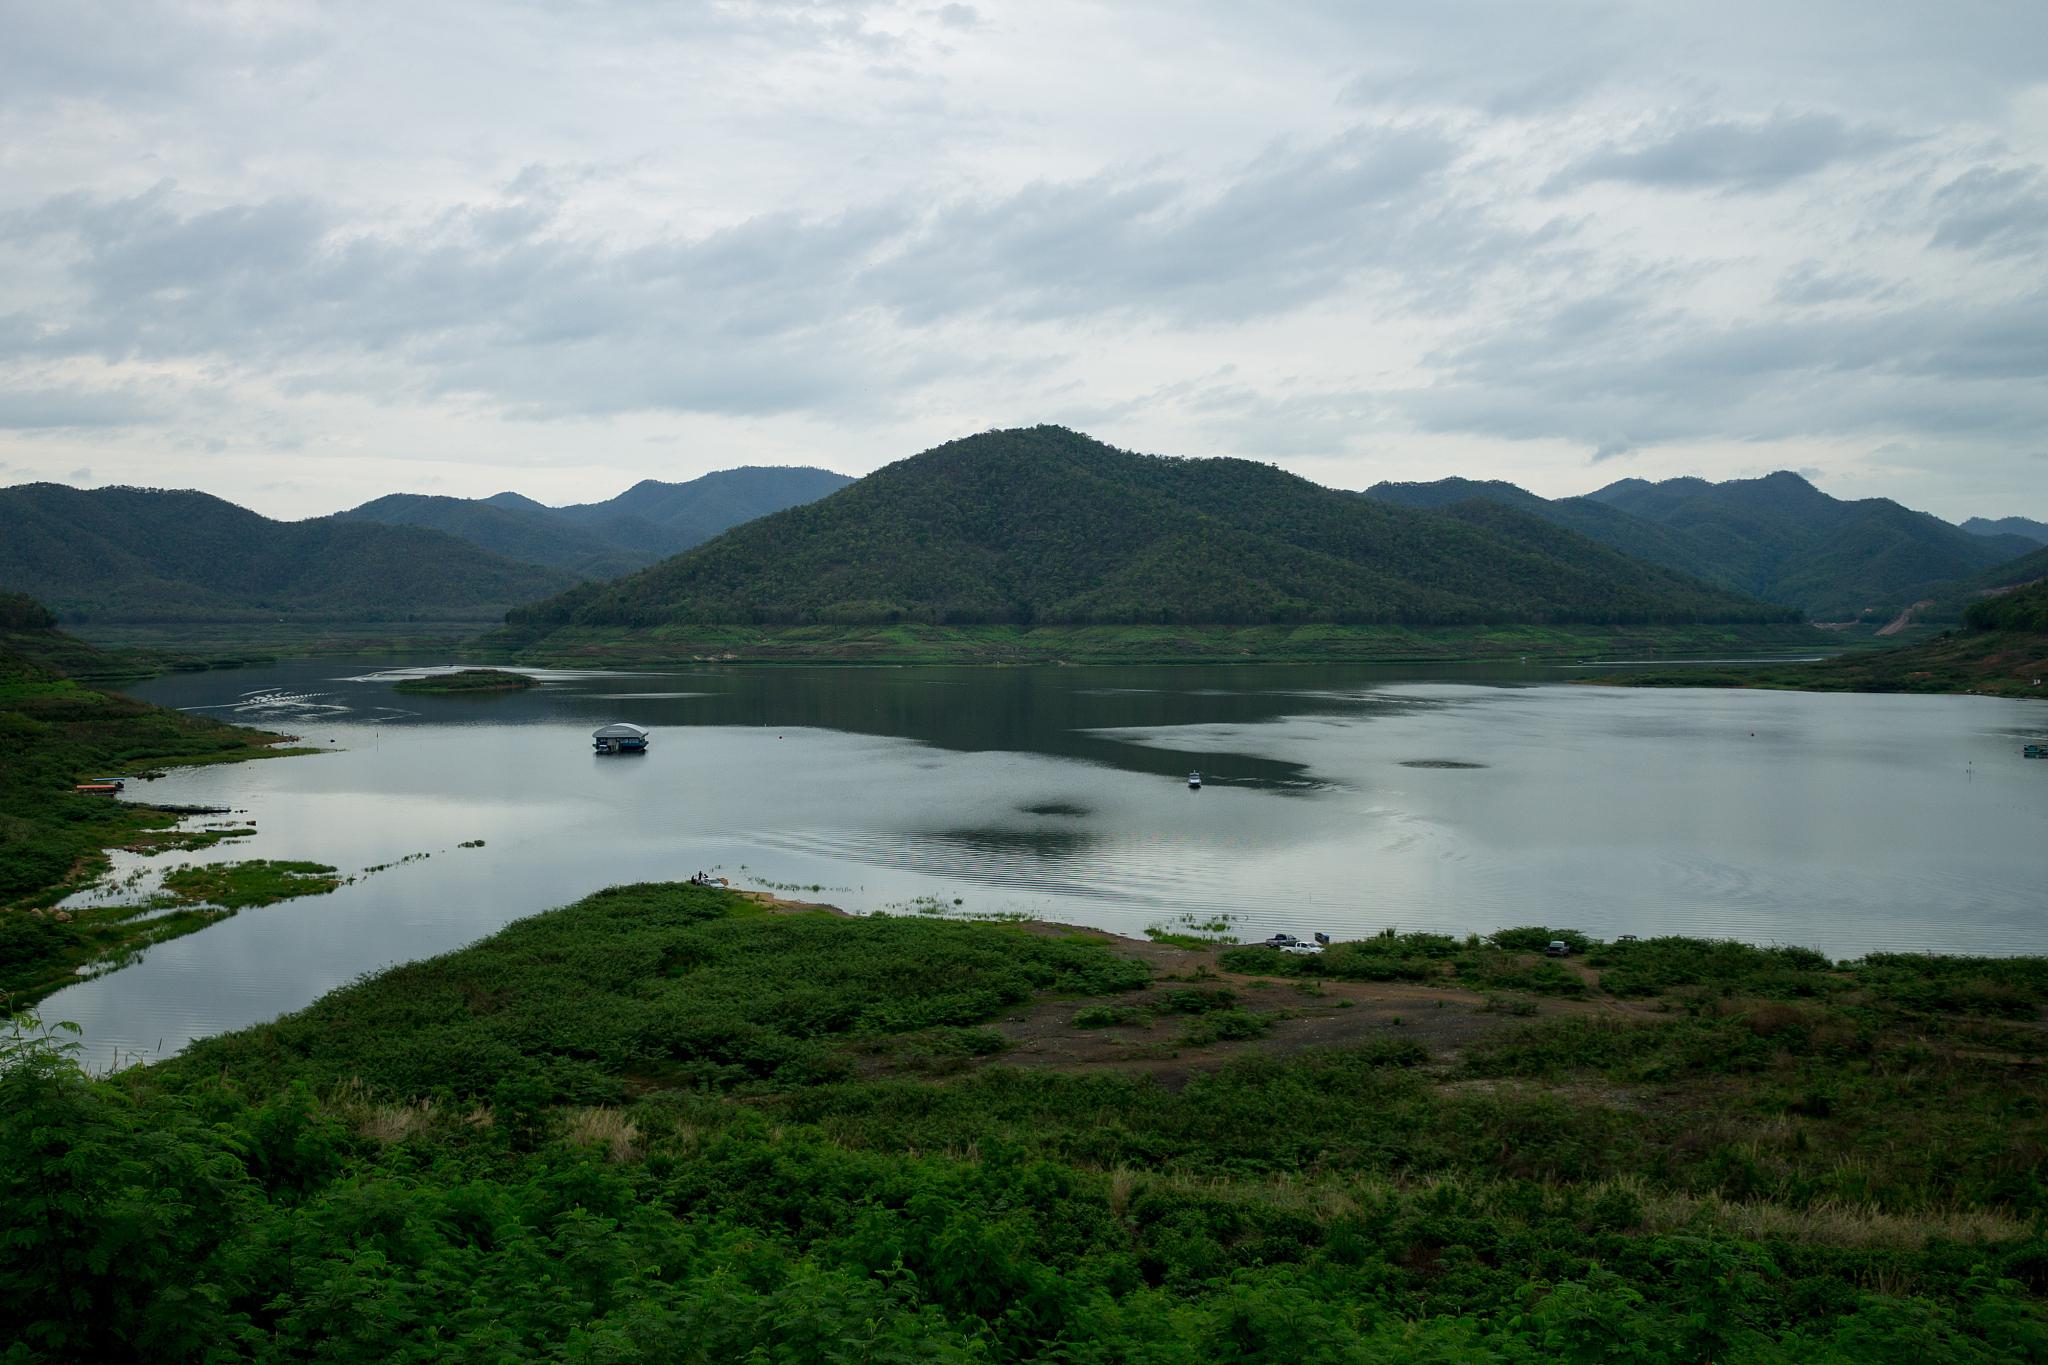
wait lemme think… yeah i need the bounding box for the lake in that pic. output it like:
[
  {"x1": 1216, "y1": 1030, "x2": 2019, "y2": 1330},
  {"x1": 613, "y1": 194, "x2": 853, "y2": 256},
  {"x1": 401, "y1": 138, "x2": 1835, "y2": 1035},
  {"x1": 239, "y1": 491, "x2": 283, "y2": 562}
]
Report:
[{"x1": 42, "y1": 658, "x2": 2048, "y2": 1069}]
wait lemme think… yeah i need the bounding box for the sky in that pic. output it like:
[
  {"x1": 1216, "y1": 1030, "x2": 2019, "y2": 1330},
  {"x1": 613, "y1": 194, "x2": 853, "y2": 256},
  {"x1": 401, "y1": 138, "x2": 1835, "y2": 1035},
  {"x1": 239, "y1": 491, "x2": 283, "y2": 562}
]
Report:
[{"x1": 1, "y1": 2, "x2": 2044, "y2": 522}]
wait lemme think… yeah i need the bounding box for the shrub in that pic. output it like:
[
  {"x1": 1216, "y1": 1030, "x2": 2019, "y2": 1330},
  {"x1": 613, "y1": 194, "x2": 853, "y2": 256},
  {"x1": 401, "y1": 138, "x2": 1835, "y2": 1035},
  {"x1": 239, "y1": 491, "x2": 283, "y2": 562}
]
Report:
[{"x1": 1178, "y1": 1009, "x2": 1275, "y2": 1046}]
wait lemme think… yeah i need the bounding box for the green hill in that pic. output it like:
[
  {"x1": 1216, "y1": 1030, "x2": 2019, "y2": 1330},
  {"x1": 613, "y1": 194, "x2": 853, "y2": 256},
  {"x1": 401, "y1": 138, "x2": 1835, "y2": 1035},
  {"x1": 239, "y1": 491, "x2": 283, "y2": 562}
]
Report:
[
  {"x1": 550, "y1": 466, "x2": 855, "y2": 554},
  {"x1": 1586, "y1": 472, "x2": 2035, "y2": 617},
  {"x1": 1966, "y1": 577, "x2": 2048, "y2": 633},
  {"x1": 1369, "y1": 471, "x2": 2037, "y2": 619},
  {"x1": 1610, "y1": 574, "x2": 2048, "y2": 698},
  {"x1": 0, "y1": 483, "x2": 575, "y2": 623},
  {"x1": 513, "y1": 427, "x2": 1790, "y2": 629},
  {"x1": 341, "y1": 466, "x2": 854, "y2": 576},
  {"x1": 338, "y1": 494, "x2": 649, "y2": 579},
  {"x1": 1364, "y1": 477, "x2": 1725, "y2": 583},
  {"x1": 1960, "y1": 514, "x2": 2048, "y2": 546}
]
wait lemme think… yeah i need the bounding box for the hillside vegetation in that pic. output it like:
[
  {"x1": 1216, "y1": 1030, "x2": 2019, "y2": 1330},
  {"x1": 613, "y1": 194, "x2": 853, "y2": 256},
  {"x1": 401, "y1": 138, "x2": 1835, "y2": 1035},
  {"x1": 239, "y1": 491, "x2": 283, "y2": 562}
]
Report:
[
  {"x1": 1961, "y1": 514, "x2": 2048, "y2": 547},
  {"x1": 7, "y1": 884, "x2": 2043, "y2": 1360},
  {"x1": 1606, "y1": 578, "x2": 2048, "y2": 698},
  {"x1": 0, "y1": 483, "x2": 574, "y2": 623},
  {"x1": 515, "y1": 428, "x2": 1789, "y2": 629},
  {"x1": 1966, "y1": 578, "x2": 2048, "y2": 633},
  {"x1": 1369, "y1": 471, "x2": 2038, "y2": 620},
  {"x1": 342, "y1": 466, "x2": 853, "y2": 577},
  {"x1": 338, "y1": 494, "x2": 651, "y2": 579}
]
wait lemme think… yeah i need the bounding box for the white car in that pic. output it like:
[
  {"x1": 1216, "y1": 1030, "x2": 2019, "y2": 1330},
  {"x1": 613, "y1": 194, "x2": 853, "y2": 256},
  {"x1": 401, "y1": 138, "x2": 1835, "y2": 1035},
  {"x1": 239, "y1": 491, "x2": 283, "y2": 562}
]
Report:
[{"x1": 1279, "y1": 942, "x2": 1324, "y2": 956}]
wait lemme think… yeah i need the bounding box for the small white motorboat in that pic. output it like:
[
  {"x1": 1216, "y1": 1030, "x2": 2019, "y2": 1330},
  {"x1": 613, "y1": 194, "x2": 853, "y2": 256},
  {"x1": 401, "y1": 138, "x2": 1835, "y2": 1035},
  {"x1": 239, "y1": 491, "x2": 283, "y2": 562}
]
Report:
[{"x1": 1187, "y1": 771, "x2": 1201, "y2": 788}]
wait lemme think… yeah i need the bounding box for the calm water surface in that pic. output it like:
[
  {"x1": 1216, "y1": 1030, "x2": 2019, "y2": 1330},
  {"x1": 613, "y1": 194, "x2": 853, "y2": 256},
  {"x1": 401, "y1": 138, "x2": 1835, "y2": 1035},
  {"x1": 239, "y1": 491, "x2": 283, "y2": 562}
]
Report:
[{"x1": 43, "y1": 658, "x2": 2048, "y2": 1068}]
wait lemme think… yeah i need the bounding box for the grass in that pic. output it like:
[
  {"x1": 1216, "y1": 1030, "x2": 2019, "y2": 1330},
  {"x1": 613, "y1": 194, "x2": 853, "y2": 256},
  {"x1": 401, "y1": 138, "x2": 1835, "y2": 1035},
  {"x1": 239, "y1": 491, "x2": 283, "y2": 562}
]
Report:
[
  {"x1": 1597, "y1": 626, "x2": 2048, "y2": 699},
  {"x1": 0, "y1": 629, "x2": 307, "y2": 1005},
  {"x1": 6, "y1": 887, "x2": 2039, "y2": 1359},
  {"x1": 159, "y1": 860, "x2": 344, "y2": 910},
  {"x1": 391, "y1": 668, "x2": 537, "y2": 694},
  {"x1": 479, "y1": 620, "x2": 1834, "y2": 667}
]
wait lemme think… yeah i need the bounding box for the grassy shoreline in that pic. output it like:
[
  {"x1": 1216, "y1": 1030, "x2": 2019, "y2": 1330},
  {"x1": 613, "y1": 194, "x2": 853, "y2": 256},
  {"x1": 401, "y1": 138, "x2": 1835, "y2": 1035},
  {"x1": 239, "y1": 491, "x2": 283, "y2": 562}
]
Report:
[
  {"x1": 483, "y1": 620, "x2": 1843, "y2": 668},
  {"x1": 1595, "y1": 628, "x2": 2048, "y2": 700},
  {"x1": 9, "y1": 882, "x2": 2042, "y2": 1359},
  {"x1": 1, "y1": 629, "x2": 320, "y2": 1006}
]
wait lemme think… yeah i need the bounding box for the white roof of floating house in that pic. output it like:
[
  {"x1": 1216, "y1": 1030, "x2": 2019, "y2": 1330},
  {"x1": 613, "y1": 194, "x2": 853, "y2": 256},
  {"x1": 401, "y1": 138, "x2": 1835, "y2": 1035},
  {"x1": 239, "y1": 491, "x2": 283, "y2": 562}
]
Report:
[{"x1": 593, "y1": 722, "x2": 649, "y2": 739}]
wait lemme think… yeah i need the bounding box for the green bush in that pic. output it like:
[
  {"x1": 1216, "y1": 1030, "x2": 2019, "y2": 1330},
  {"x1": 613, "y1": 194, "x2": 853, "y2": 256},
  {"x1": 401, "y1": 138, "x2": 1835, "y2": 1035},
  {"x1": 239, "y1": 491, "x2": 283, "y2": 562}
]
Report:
[{"x1": 1177, "y1": 1008, "x2": 1275, "y2": 1046}]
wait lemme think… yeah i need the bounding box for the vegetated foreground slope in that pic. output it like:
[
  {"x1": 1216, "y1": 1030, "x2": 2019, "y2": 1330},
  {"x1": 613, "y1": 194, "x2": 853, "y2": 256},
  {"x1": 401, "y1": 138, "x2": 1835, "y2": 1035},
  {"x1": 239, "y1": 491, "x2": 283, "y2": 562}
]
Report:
[
  {"x1": 516, "y1": 427, "x2": 1789, "y2": 628},
  {"x1": 341, "y1": 466, "x2": 854, "y2": 577},
  {"x1": 8, "y1": 882, "x2": 2044, "y2": 1360},
  {"x1": 0, "y1": 483, "x2": 574, "y2": 622},
  {"x1": 1370, "y1": 471, "x2": 2039, "y2": 620}
]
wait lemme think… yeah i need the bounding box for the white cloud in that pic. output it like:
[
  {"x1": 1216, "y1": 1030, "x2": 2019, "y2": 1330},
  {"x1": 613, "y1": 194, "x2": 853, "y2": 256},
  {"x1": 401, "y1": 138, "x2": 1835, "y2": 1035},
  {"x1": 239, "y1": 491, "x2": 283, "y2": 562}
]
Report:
[{"x1": 0, "y1": 0, "x2": 2043, "y2": 521}]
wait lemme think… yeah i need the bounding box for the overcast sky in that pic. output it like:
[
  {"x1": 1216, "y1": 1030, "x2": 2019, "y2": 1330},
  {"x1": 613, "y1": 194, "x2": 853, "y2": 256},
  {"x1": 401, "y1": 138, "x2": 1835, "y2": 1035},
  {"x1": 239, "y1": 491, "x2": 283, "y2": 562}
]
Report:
[{"x1": 2, "y1": 2, "x2": 2044, "y2": 521}]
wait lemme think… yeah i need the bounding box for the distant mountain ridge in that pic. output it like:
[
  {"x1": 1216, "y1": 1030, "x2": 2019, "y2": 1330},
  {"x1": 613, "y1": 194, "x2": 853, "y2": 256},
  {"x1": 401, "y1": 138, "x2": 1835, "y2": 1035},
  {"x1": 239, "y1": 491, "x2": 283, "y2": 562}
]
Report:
[
  {"x1": 1960, "y1": 515, "x2": 2048, "y2": 547},
  {"x1": 513, "y1": 426, "x2": 1790, "y2": 629},
  {"x1": 341, "y1": 466, "x2": 853, "y2": 577},
  {"x1": 0, "y1": 483, "x2": 574, "y2": 623},
  {"x1": 1368, "y1": 470, "x2": 2037, "y2": 619}
]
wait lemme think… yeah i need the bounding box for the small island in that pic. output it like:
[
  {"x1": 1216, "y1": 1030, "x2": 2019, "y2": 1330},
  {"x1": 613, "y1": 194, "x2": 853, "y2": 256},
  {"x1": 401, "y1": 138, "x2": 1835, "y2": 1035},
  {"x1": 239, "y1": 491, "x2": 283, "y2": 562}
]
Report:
[{"x1": 393, "y1": 668, "x2": 538, "y2": 694}]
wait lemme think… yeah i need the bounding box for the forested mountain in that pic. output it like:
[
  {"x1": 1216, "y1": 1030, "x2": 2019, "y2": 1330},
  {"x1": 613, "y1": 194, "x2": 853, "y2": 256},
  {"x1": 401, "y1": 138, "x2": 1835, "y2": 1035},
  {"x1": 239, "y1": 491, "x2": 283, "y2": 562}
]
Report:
[
  {"x1": 1365, "y1": 477, "x2": 1724, "y2": 583},
  {"x1": 340, "y1": 494, "x2": 649, "y2": 579},
  {"x1": 1960, "y1": 514, "x2": 2048, "y2": 546},
  {"x1": 1368, "y1": 471, "x2": 2038, "y2": 619},
  {"x1": 0, "y1": 484, "x2": 573, "y2": 623},
  {"x1": 513, "y1": 427, "x2": 1789, "y2": 629},
  {"x1": 341, "y1": 466, "x2": 853, "y2": 575}
]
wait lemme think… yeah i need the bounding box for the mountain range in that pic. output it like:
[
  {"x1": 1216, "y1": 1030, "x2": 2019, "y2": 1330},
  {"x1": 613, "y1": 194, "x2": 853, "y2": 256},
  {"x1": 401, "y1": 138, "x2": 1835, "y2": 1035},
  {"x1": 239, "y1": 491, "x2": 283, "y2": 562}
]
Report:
[
  {"x1": 5, "y1": 440, "x2": 2040, "y2": 634},
  {"x1": 339, "y1": 467, "x2": 853, "y2": 578},
  {"x1": 1960, "y1": 515, "x2": 2048, "y2": 547},
  {"x1": 510, "y1": 426, "x2": 1792, "y2": 629},
  {"x1": 0, "y1": 483, "x2": 575, "y2": 623},
  {"x1": 1367, "y1": 471, "x2": 2038, "y2": 620}
]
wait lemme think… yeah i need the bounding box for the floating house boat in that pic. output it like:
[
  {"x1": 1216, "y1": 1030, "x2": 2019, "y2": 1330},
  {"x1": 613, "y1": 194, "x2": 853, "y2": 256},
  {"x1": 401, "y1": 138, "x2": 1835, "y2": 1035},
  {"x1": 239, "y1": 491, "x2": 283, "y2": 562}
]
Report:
[{"x1": 593, "y1": 722, "x2": 650, "y2": 755}]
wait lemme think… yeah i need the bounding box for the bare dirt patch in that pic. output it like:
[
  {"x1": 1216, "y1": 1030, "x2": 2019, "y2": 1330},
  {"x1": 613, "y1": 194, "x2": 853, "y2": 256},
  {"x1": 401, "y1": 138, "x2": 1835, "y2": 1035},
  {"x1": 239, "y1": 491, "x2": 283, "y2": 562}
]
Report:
[{"x1": 978, "y1": 924, "x2": 1663, "y2": 1087}]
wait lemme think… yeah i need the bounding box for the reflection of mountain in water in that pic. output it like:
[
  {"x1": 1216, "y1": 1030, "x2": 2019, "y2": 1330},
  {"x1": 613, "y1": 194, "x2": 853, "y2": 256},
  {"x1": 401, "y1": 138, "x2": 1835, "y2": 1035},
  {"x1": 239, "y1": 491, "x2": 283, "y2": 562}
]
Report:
[
  {"x1": 139, "y1": 659, "x2": 1511, "y2": 788},
  {"x1": 926, "y1": 827, "x2": 1100, "y2": 861},
  {"x1": 522, "y1": 663, "x2": 1486, "y2": 789}
]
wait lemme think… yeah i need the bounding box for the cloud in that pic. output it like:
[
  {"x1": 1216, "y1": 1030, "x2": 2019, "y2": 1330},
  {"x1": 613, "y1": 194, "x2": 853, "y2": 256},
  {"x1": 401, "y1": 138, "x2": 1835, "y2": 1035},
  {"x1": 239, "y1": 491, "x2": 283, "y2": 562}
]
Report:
[
  {"x1": 1772, "y1": 262, "x2": 1895, "y2": 306},
  {"x1": 1399, "y1": 285, "x2": 2048, "y2": 460},
  {"x1": 862, "y1": 125, "x2": 1511, "y2": 326},
  {"x1": 0, "y1": 126, "x2": 1544, "y2": 422},
  {"x1": 1929, "y1": 166, "x2": 2048, "y2": 259},
  {"x1": 1548, "y1": 112, "x2": 1904, "y2": 193},
  {"x1": 0, "y1": 385, "x2": 153, "y2": 430},
  {"x1": 2, "y1": 1, "x2": 2046, "y2": 519}
]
